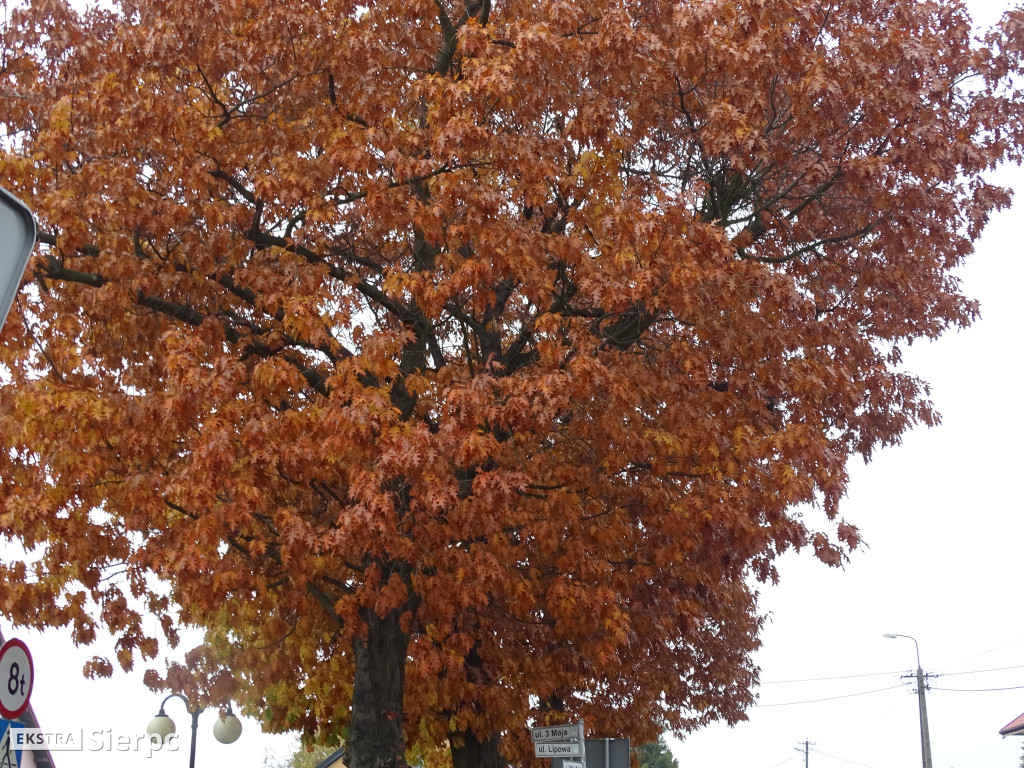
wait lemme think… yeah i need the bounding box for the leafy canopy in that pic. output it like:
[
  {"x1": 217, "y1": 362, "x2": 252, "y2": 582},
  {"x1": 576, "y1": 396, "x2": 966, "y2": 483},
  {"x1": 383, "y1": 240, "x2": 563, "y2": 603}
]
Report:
[{"x1": 1, "y1": 0, "x2": 1022, "y2": 764}]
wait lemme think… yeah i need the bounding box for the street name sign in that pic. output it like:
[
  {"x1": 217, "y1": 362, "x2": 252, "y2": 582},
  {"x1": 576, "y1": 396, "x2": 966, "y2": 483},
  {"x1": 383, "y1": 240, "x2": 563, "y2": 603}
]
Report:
[
  {"x1": 532, "y1": 723, "x2": 583, "y2": 743},
  {"x1": 532, "y1": 721, "x2": 585, "y2": 764},
  {"x1": 535, "y1": 741, "x2": 584, "y2": 758},
  {"x1": 0, "y1": 186, "x2": 37, "y2": 331},
  {"x1": 563, "y1": 762, "x2": 584, "y2": 768}
]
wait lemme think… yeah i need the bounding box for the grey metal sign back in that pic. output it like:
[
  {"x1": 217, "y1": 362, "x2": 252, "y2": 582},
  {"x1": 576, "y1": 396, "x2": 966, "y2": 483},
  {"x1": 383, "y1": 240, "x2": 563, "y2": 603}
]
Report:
[
  {"x1": 551, "y1": 738, "x2": 630, "y2": 768},
  {"x1": 0, "y1": 186, "x2": 37, "y2": 330}
]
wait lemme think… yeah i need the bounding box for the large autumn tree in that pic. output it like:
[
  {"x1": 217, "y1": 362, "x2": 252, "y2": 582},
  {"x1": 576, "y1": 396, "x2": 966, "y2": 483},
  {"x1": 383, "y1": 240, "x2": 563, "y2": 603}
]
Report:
[{"x1": 2, "y1": 0, "x2": 1022, "y2": 766}]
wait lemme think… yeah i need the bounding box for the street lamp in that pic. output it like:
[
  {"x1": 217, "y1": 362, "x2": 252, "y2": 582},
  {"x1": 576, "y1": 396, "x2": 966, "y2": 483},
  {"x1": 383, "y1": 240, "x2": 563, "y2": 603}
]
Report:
[
  {"x1": 884, "y1": 633, "x2": 933, "y2": 768},
  {"x1": 146, "y1": 692, "x2": 242, "y2": 768}
]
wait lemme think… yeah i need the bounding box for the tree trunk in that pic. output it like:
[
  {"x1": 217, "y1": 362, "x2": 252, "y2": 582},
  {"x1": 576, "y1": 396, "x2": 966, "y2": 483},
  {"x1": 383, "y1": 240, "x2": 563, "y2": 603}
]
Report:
[
  {"x1": 449, "y1": 643, "x2": 505, "y2": 768},
  {"x1": 348, "y1": 605, "x2": 410, "y2": 768},
  {"x1": 451, "y1": 731, "x2": 505, "y2": 768}
]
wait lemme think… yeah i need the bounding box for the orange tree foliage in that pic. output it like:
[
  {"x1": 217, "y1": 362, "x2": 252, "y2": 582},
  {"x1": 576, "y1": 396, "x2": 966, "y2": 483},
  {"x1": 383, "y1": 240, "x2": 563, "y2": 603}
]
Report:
[{"x1": 2, "y1": 0, "x2": 1023, "y2": 766}]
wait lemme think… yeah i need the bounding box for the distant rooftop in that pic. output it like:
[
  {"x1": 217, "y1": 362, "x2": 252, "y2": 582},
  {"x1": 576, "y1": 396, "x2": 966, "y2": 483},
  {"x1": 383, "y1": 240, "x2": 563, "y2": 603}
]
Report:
[{"x1": 1000, "y1": 711, "x2": 1024, "y2": 737}]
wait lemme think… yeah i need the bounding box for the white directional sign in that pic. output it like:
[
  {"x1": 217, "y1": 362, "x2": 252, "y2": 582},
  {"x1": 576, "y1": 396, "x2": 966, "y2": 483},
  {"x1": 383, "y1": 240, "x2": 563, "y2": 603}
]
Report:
[
  {"x1": 532, "y1": 723, "x2": 583, "y2": 742},
  {"x1": 0, "y1": 186, "x2": 37, "y2": 331},
  {"x1": 0, "y1": 639, "x2": 33, "y2": 719},
  {"x1": 563, "y1": 762, "x2": 584, "y2": 768},
  {"x1": 535, "y1": 740, "x2": 584, "y2": 758}
]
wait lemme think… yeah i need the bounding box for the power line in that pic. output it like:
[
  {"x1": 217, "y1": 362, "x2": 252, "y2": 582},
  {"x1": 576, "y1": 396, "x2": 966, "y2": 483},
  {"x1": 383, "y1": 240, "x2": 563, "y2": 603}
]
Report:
[
  {"x1": 930, "y1": 634, "x2": 1024, "y2": 672},
  {"x1": 762, "y1": 670, "x2": 904, "y2": 684},
  {"x1": 753, "y1": 663, "x2": 1024, "y2": 707},
  {"x1": 935, "y1": 664, "x2": 1024, "y2": 677},
  {"x1": 762, "y1": 663, "x2": 1024, "y2": 686},
  {"x1": 931, "y1": 684, "x2": 1024, "y2": 692},
  {"x1": 754, "y1": 684, "x2": 905, "y2": 708}
]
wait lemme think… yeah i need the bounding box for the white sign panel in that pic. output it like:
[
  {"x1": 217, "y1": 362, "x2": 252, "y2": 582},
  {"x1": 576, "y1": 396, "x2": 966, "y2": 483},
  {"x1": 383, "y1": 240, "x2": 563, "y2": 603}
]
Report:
[
  {"x1": 0, "y1": 186, "x2": 37, "y2": 331},
  {"x1": 532, "y1": 723, "x2": 583, "y2": 742},
  {"x1": 563, "y1": 762, "x2": 584, "y2": 768},
  {"x1": 535, "y1": 741, "x2": 584, "y2": 758}
]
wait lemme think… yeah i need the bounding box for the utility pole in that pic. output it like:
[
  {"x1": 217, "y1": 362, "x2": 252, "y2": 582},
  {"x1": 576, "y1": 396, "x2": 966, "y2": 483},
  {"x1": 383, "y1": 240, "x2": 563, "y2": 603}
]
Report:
[
  {"x1": 795, "y1": 739, "x2": 814, "y2": 768},
  {"x1": 884, "y1": 633, "x2": 934, "y2": 768},
  {"x1": 911, "y1": 664, "x2": 934, "y2": 768}
]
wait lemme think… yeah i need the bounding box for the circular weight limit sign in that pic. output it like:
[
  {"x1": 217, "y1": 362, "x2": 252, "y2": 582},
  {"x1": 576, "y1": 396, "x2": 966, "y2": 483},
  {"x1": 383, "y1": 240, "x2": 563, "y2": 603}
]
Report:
[{"x1": 0, "y1": 638, "x2": 33, "y2": 719}]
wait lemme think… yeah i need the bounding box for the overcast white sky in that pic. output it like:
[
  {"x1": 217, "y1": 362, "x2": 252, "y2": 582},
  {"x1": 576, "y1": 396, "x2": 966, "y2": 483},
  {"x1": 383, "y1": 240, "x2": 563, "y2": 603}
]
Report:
[
  {"x1": 4, "y1": 1, "x2": 1024, "y2": 767},
  {"x1": 670, "y1": 158, "x2": 1024, "y2": 768}
]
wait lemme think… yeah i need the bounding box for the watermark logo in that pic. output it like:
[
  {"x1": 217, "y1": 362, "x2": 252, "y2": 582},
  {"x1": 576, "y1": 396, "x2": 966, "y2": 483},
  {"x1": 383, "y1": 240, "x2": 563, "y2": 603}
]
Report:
[
  {"x1": 11, "y1": 730, "x2": 81, "y2": 751},
  {"x1": 11, "y1": 729, "x2": 179, "y2": 757}
]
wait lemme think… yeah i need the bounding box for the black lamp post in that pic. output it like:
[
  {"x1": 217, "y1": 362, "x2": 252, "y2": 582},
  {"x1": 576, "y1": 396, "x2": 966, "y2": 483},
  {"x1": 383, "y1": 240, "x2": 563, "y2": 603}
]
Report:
[{"x1": 146, "y1": 692, "x2": 242, "y2": 768}]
